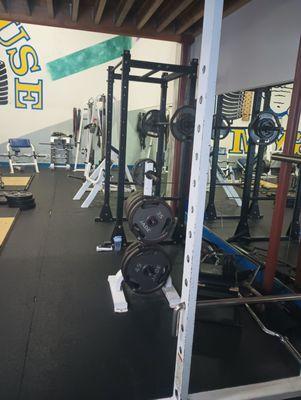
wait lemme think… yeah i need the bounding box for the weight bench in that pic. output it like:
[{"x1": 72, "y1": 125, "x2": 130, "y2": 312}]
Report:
[{"x1": 7, "y1": 139, "x2": 39, "y2": 173}]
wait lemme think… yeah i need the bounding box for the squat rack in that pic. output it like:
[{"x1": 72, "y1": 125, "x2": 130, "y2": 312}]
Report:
[
  {"x1": 97, "y1": 50, "x2": 198, "y2": 244},
  {"x1": 163, "y1": 2, "x2": 301, "y2": 400}
]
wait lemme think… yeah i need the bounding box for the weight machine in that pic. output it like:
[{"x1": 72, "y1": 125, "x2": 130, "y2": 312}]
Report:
[
  {"x1": 40, "y1": 132, "x2": 73, "y2": 170},
  {"x1": 100, "y1": 4, "x2": 301, "y2": 400},
  {"x1": 205, "y1": 85, "x2": 289, "y2": 244},
  {"x1": 73, "y1": 94, "x2": 135, "y2": 208},
  {"x1": 97, "y1": 51, "x2": 198, "y2": 246},
  {"x1": 228, "y1": 88, "x2": 286, "y2": 242},
  {"x1": 205, "y1": 87, "x2": 278, "y2": 224},
  {"x1": 205, "y1": 92, "x2": 245, "y2": 220},
  {"x1": 95, "y1": 4, "x2": 301, "y2": 399},
  {"x1": 96, "y1": 51, "x2": 197, "y2": 312},
  {"x1": 73, "y1": 96, "x2": 103, "y2": 172}
]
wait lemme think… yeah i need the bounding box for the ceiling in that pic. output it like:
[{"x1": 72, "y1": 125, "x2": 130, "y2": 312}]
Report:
[{"x1": 0, "y1": 0, "x2": 252, "y2": 42}]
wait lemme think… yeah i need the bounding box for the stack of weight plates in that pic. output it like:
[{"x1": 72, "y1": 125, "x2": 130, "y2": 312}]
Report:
[{"x1": 4, "y1": 191, "x2": 36, "y2": 210}]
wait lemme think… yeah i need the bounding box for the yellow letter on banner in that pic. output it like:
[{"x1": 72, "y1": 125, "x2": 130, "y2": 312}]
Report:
[
  {"x1": 275, "y1": 132, "x2": 285, "y2": 152},
  {"x1": 0, "y1": 24, "x2": 29, "y2": 47},
  {"x1": 275, "y1": 131, "x2": 301, "y2": 155},
  {"x1": 15, "y1": 79, "x2": 43, "y2": 110},
  {"x1": 295, "y1": 132, "x2": 301, "y2": 155},
  {"x1": 228, "y1": 129, "x2": 248, "y2": 154},
  {"x1": 0, "y1": 20, "x2": 11, "y2": 31},
  {"x1": 7, "y1": 45, "x2": 41, "y2": 76}
]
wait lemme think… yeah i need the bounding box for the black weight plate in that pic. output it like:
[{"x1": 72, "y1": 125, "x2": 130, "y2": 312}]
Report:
[
  {"x1": 121, "y1": 241, "x2": 143, "y2": 271},
  {"x1": 129, "y1": 197, "x2": 174, "y2": 244},
  {"x1": 126, "y1": 192, "x2": 144, "y2": 215},
  {"x1": 126, "y1": 192, "x2": 147, "y2": 223},
  {"x1": 0, "y1": 195, "x2": 7, "y2": 205},
  {"x1": 7, "y1": 195, "x2": 35, "y2": 203},
  {"x1": 5, "y1": 191, "x2": 33, "y2": 201},
  {"x1": 249, "y1": 112, "x2": 281, "y2": 145},
  {"x1": 211, "y1": 114, "x2": 231, "y2": 140},
  {"x1": 121, "y1": 243, "x2": 171, "y2": 294},
  {"x1": 20, "y1": 202, "x2": 36, "y2": 211},
  {"x1": 132, "y1": 158, "x2": 157, "y2": 187},
  {"x1": 141, "y1": 109, "x2": 162, "y2": 137},
  {"x1": 9, "y1": 199, "x2": 36, "y2": 208},
  {"x1": 127, "y1": 195, "x2": 146, "y2": 228},
  {"x1": 128, "y1": 196, "x2": 174, "y2": 243},
  {"x1": 125, "y1": 192, "x2": 143, "y2": 217},
  {"x1": 170, "y1": 105, "x2": 195, "y2": 142},
  {"x1": 8, "y1": 197, "x2": 35, "y2": 206}
]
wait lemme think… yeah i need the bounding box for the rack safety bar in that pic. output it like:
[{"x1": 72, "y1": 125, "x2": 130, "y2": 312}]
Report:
[{"x1": 196, "y1": 293, "x2": 301, "y2": 308}]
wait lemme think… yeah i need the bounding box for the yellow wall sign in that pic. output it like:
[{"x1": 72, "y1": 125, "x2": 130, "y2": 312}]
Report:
[
  {"x1": 228, "y1": 129, "x2": 301, "y2": 155},
  {"x1": 0, "y1": 20, "x2": 43, "y2": 110}
]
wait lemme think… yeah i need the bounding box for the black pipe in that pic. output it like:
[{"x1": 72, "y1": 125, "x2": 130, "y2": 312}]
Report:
[
  {"x1": 155, "y1": 74, "x2": 168, "y2": 197},
  {"x1": 249, "y1": 88, "x2": 271, "y2": 220},
  {"x1": 205, "y1": 95, "x2": 224, "y2": 220},
  {"x1": 98, "y1": 66, "x2": 114, "y2": 222},
  {"x1": 111, "y1": 51, "x2": 131, "y2": 243},
  {"x1": 172, "y1": 59, "x2": 198, "y2": 242},
  {"x1": 230, "y1": 88, "x2": 263, "y2": 240}
]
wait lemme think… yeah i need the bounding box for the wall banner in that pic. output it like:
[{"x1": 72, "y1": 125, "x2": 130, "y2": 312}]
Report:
[{"x1": 0, "y1": 20, "x2": 43, "y2": 110}]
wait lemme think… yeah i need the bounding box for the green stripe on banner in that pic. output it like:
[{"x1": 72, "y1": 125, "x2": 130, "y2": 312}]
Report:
[{"x1": 46, "y1": 36, "x2": 132, "y2": 80}]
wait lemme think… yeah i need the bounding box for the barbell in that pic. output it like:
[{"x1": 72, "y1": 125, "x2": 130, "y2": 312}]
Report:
[
  {"x1": 212, "y1": 111, "x2": 282, "y2": 145},
  {"x1": 141, "y1": 107, "x2": 282, "y2": 146},
  {"x1": 141, "y1": 105, "x2": 196, "y2": 142},
  {"x1": 132, "y1": 158, "x2": 157, "y2": 187}
]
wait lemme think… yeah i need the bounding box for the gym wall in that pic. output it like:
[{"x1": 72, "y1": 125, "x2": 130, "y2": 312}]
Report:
[{"x1": 0, "y1": 21, "x2": 180, "y2": 165}]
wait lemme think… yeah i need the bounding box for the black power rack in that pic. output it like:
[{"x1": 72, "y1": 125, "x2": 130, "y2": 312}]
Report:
[{"x1": 96, "y1": 50, "x2": 198, "y2": 244}]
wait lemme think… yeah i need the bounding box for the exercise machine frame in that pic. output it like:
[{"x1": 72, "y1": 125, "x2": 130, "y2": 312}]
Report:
[
  {"x1": 158, "y1": 2, "x2": 301, "y2": 400},
  {"x1": 97, "y1": 50, "x2": 198, "y2": 245}
]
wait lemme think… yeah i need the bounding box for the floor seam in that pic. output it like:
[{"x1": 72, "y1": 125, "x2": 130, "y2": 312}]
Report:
[{"x1": 16, "y1": 174, "x2": 58, "y2": 400}]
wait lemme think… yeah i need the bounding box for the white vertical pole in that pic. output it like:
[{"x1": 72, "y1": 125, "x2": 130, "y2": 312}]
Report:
[{"x1": 172, "y1": 1, "x2": 224, "y2": 399}]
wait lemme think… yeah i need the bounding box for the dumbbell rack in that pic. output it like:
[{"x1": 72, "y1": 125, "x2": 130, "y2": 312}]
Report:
[{"x1": 49, "y1": 133, "x2": 72, "y2": 170}]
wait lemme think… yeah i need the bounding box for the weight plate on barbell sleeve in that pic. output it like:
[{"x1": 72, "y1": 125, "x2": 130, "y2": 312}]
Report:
[
  {"x1": 211, "y1": 114, "x2": 231, "y2": 140},
  {"x1": 170, "y1": 105, "x2": 196, "y2": 142},
  {"x1": 141, "y1": 109, "x2": 165, "y2": 138},
  {"x1": 249, "y1": 111, "x2": 282, "y2": 145},
  {"x1": 121, "y1": 242, "x2": 171, "y2": 294},
  {"x1": 132, "y1": 158, "x2": 157, "y2": 187}
]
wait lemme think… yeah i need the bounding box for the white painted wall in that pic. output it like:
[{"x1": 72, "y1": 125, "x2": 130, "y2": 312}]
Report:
[
  {"x1": 191, "y1": 0, "x2": 301, "y2": 94},
  {"x1": 0, "y1": 21, "x2": 179, "y2": 158}
]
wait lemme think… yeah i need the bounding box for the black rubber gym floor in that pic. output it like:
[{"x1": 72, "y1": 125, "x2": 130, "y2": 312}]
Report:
[{"x1": 0, "y1": 170, "x2": 299, "y2": 400}]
